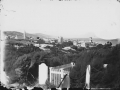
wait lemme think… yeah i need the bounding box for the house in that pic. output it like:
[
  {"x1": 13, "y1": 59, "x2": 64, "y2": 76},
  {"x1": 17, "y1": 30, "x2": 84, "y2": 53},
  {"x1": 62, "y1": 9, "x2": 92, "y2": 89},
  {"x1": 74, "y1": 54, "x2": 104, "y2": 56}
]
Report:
[
  {"x1": 43, "y1": 38, "x2": 50, "y2": 43},
  {"x1": 34, "y1": 43, "x2": 40, "y2": 47},
  {"x1": 73, "y1": 41, "x2": 78, "y2": 46},
  {"x1": 73, "y1": 40, "x2": 86, "y2": 48},
  {"x1": 40, "y1": 44, "x2": 53, "y2": 48},
  {"x1": 85, "y1": 42, "x2": 97, "y2": 48},
  {"x1": 62, "y1": 46, "x2": 76, "y2": 51}
]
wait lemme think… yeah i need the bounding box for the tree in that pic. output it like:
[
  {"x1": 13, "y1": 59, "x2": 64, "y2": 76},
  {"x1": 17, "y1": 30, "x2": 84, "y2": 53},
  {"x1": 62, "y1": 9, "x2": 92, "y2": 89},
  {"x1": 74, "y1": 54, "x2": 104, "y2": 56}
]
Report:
[
  {"x1": 96, "y1": 44, "x2": 104, "y2": 49},
  {"x1": 104, "y1": 41, "x2": 112, "y2": 49},
  {"x1": 36, "y1": 39, "x2": 45, "y2": 44}
]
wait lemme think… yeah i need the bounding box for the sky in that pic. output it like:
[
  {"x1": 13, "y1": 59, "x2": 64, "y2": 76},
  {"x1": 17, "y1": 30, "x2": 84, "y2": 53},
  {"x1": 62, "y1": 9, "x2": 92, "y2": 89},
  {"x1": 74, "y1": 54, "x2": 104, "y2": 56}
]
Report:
[{"x1": 1, "y1": 0, "x2": 120, "y2": 39}]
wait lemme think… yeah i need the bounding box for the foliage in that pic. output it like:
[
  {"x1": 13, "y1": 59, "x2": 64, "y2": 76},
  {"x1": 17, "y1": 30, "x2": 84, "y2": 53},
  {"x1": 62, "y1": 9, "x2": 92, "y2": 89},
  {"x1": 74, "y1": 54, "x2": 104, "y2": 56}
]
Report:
[
  {"x1": 4, "y1": 40, "x2": 120, "y2": 88},
  {"x1": 101, "y1": 44, "x2": 120, "y2": 88},
  {"x1": 45, "y1": 79, "x2": 56, "y2": 88},
  {"x1": 70, "y1": 48, "x2": 111, "y2": 88},
  {"x1": 36, "y1": 39, "x2": 45, "y2": 44},
  {"x1": 56, "y1": 41, "x2": 73, "y2": 48}
]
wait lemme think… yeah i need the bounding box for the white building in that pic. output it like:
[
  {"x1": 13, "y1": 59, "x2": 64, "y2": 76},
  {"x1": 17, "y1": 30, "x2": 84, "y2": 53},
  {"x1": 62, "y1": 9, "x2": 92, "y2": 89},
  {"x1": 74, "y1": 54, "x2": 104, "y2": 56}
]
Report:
[
  {"x1": 43, "y1": 38, "x2": 50, "y2": 43},
  {"x1": 34, "y1": 43, "x2": 40, "y2": 47},
  {"x1": 58, "y1": 36, "x2": 63, "y2": 44},
  {"x1": 62, "y1": 46, "x2": 76, "y2": 51},
  {"x1": 73, "y1": 41, "x2": 78, "y2": 46},
  {"x1": 15, "y1": 35, "x2": 18, "y2": 39},
  {"x1": 89, "y1": 37, "x2": 93, "y2": 43},
  {"x1": 81, "y1": 42, "x2": 86, "y2": 47},
  {"x1": 40, "y1": 44, "x2": 53, "y2": 48}
]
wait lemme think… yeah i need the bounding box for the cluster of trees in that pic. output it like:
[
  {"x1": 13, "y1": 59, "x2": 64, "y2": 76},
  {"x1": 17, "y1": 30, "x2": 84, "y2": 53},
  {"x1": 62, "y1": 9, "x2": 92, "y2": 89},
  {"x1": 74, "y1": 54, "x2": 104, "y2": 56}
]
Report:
[
  {"x1": 36, "y1": 39, "x2": 45, "y2": 44},
  {"x1": 70, "y1": 44, "x2": 120, "y2": 88},
  {"x1": 56, "y1": 41, "x2": 73, "y2": 49},
  {"x1": 4, "y1": 42, "x2": 73, "y2": 86},
  {"x1": 4, "y1": 40, "x2": 120, "y2": 88}
]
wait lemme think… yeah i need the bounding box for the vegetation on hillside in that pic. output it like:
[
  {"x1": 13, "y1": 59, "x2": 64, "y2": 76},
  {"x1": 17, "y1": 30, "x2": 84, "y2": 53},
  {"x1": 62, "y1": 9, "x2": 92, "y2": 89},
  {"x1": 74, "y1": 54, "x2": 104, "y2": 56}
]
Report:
[{"x1": 3, "y1": 40, "x2": 120, "y2": 89}]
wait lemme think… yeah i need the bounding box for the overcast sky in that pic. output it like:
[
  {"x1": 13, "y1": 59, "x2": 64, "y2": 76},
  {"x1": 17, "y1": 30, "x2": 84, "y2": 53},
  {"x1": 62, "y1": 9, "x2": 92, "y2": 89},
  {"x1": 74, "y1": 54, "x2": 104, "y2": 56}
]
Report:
[{"x1": 1, "y1": 0, "x2": 120, "y2": 39}]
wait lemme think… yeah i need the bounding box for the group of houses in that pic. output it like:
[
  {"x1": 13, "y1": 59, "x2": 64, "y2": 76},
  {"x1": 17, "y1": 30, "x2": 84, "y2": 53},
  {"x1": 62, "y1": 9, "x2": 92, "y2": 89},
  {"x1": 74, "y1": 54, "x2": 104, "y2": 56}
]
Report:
[
  {"x1": 34, "y1": 43, "x2": 53, "y2": 52},
  {"x1": 3, "y1": 31, "x2": 64, "y2": 45},
  {"x1": 3, "y1": 31, "x2": 100, "y2": 49},
  {"x1": 73, "y1": 37, "x2": 99, "y2": 48}
]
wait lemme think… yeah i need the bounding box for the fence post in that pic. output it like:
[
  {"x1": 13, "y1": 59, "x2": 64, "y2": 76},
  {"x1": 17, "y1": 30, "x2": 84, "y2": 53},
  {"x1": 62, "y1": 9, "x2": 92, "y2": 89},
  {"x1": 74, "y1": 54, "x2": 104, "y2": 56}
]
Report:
[
  {"x1": 85, "y1": 65, "x2": 91, "y2": 89},
  {"x1": 49, "y1": 67, "x2": 52, "y2": 83},
  {"x1": 61, "y1": 69, "x2": 64, "y2": 85}
]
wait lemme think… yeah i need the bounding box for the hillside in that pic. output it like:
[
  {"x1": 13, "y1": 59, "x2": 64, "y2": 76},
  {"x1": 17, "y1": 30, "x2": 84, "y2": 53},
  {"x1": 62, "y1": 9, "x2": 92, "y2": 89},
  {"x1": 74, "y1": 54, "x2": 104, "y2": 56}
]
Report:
[
  {"x1": 3, "y1": 31, "x2": 57, "y2": 39},
  {"x1": 4, "y1": 31, "x2": 23, "y2": 37},
  {"x1": 34, "y1": 33, "x2": 58, "y2": 39}
]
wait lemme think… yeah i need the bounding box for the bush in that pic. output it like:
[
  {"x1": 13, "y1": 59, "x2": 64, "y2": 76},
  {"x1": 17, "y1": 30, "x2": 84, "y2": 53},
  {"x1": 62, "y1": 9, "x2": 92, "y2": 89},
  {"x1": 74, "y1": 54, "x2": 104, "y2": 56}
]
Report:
[{"x1": 45, "y1": 79, "x2": 56, "y2": 88}]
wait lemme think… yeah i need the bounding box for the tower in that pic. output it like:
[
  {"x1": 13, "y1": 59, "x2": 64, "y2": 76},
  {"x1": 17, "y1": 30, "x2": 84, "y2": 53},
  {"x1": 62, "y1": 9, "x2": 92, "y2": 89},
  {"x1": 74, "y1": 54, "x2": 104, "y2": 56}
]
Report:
[
  {"x1": 89, "y1": 37, "x2": 93, "y2": 43},
  {"x1": 23, "y1": 30, "x2": 26, "y2": 39},
  {"x1": 61, "y1": 37, "x2": 63, "y2": 43},
  {"x1": 58, "y1": 36, "x2": 63, "y2": 44},
  {"x1": 118, "y1": 38, "x2": 120, "y2": 44}
]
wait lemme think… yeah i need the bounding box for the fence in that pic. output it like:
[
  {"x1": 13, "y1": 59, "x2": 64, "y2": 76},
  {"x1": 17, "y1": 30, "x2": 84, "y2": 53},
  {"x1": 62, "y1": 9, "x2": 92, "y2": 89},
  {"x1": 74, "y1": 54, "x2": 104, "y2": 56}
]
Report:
[
  {"x1": 49, "y1": 68, "x2": 64, "y2": 87},
  {"x1": 49, "y1": 63, "x2": 74, "y2": 87}
]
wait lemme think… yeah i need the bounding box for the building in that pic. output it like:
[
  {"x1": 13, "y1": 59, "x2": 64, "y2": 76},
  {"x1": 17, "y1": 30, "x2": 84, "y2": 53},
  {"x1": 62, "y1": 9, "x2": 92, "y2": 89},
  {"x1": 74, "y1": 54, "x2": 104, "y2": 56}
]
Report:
[
  {"x1": 118, "y1": 38, "x2": 120, "y2": 44},
  {"x1": 23, "y1": 30, "x2": 26, "y2": 39},
  {"x1": 43, "y1": 38, "x2": 50, "y2": 43},
  {"x1": 73, "y1": 41, "x2": 78, "y2": 46},
  {"x1": 89, "y1": 37, "x2": 93, "y2": 43},
  {"x1": 15, "y1": 35, "x2": 18, "y2": 39},
  {"x1": 49, "y1": 39, "x2": 57, "y2": 43},
  {"x1": 62, "y1": 46, "x2": 76, "y2": 51},
  {"x1": 58, "y1": 36, "x2": 63, "y2": 44},
  {"x1": 81, "y1": 42, "x2": 86, "y2": 47},
  {"x1": 39, "y1": 44, "x2": 53, "y2": 48},
  {"x1": 73, "y1": 40, "x2": 86, "y2": 48},
  {"x1": 34, "y1": 43, "x2": 40, "y2": 47}
]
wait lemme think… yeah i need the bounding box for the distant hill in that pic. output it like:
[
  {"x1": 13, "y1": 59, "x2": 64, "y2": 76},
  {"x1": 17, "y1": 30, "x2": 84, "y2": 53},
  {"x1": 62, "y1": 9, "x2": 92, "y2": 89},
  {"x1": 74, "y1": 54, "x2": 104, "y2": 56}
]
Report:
[
  {"x1": 79, "y1": 32, "x2": 98, "y2": 38},
  {"x1": 4, "y1": 31, "x2": 24, "y2": 39},
  {"x1": 4, "y1": 31, "x2": 23, "y2": 36},
  {"x1": 3, "y1": 31, "x2": 57, "y2": 39},
  {"x1": 34, "y1": 33, "x2": 58, "y2": 39}
]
